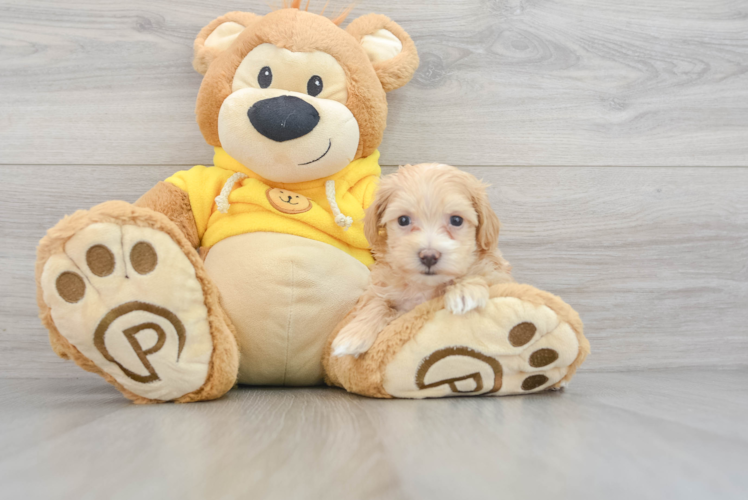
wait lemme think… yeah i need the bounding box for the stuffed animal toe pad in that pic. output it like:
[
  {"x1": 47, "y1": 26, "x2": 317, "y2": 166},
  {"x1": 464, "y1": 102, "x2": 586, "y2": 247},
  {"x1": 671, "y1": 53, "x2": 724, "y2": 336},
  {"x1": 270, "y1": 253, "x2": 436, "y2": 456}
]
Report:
[
  {"x1": 36, "y1": 201, "x2": 239, "y2": 403},
  {"x1": 324, "y1": 283, "x2": 590, "y2": 399}
]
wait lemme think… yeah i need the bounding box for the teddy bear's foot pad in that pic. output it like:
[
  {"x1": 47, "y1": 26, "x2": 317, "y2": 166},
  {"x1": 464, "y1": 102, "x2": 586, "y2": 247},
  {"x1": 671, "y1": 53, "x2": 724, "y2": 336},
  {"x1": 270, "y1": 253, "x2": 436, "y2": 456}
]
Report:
[
  {"x1": 382, "y1": 294, "x2": 583, "y2": 399},
  {"x1": 40, "y1": 222, "x2": 214, "y2": 401}
]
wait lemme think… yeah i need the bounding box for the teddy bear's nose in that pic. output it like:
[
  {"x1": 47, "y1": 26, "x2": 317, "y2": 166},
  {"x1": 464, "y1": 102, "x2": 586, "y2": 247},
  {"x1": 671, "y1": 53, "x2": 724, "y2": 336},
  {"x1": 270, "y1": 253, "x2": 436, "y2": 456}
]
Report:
[{"x1": 247, "y1": 95, "x2": 320, "y2": 142}]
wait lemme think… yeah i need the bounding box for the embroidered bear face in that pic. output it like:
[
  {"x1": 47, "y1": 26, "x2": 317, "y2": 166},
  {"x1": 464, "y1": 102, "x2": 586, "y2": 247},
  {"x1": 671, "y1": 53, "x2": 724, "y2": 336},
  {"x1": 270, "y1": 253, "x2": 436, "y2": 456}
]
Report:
[
  {"x1": 192, "y1": 3, "x2": 419, "y2": 183},
  {"x1": 265, "y1": 187, "x2": 312, "y2": 214}
]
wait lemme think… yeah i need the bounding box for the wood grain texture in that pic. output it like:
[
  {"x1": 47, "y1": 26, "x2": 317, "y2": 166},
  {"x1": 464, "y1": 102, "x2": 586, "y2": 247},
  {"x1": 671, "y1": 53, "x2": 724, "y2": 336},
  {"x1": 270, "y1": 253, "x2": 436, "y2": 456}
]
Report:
[
  {"x1": 1, "y1": 164, "x2": 746, "y2": 378},
  {"x1": 1, "y1": 370, "x2": 746, "y2": 499},
  {"x1": 2, "y1": 2, "x2": 747, "y2": 497},
  {"x1": 1, "y1": 0, "x2": 747, "y2": 166}
]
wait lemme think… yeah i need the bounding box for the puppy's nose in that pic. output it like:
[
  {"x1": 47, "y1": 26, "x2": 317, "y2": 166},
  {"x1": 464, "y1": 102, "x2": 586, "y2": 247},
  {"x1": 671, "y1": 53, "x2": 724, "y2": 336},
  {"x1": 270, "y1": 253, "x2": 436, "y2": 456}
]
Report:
[
  {"x1": 247, "y1": 95, "x2": 320, "y2": 142},
  {"x1": 419, "y1": 249, "x2": 441, "y2": 268}
]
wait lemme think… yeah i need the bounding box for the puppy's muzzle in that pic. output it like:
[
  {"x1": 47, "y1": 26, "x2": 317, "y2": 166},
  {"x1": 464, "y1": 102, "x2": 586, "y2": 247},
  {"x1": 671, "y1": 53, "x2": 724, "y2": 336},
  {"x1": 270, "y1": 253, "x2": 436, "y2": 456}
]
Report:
[
  {"x1": 248, "y1": 95, "x2": 320, "y2": 142},
  {"x1": 419, "y1": 249, "x2": 441, "y2": 269}
]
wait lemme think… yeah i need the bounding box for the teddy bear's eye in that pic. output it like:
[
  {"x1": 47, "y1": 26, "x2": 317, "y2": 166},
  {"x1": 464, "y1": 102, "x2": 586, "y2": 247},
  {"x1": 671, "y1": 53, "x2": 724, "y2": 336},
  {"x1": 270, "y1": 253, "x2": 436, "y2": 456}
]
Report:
[
  {"x1": 258, "y1": 66, "x2": 272, "y2": 88},
  {"x1": 307, "y1": 75, "x2": 323, "y2": 97}
]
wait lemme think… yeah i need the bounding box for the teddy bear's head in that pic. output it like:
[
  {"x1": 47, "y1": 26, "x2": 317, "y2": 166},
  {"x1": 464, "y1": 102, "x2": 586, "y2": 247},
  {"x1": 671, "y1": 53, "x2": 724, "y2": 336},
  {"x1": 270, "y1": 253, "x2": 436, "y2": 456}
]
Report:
[{"x1": 192, "y1": 3, "x2": 419, "y2": 183}]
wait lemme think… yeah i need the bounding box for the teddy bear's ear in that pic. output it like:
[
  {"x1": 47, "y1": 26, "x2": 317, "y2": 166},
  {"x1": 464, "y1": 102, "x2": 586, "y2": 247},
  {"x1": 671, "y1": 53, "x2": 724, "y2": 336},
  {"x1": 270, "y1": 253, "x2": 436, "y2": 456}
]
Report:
[
  {"x1": 193, "y1": 11, "x2": 260, "y2": 75},
  {"x1": 346, "y1": 14, "x2": 419, "y2": 92}
]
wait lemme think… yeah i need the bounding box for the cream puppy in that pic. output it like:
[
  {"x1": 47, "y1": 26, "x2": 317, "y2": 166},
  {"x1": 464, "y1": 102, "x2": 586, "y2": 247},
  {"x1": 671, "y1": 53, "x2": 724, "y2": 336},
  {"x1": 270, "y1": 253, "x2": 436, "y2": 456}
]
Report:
[{"x1": 332, "y1": 163, "x2": 512, "y2": 357}]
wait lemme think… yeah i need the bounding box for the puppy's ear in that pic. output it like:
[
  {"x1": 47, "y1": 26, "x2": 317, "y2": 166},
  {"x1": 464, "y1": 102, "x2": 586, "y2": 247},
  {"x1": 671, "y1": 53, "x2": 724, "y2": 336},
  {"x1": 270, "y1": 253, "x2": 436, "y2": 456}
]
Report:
[
  {"x1": 193, "y1": 12, "x2": 259, "y2": 75},
  {"x1": 364, "y1": 175, "x2": 398, "y2": 249},
  {"x1": 472, "y1": 181, "x2": 501, "y2": 252},
  {"x1": 346, "y1": 14, "x2": 419, "y2": 92},
  {"x1": 363, "y1": 205, "x2": 381, "y2": 249},
  {"x1": 364, "y1": 190, "x2": 387, "y2": 249}
]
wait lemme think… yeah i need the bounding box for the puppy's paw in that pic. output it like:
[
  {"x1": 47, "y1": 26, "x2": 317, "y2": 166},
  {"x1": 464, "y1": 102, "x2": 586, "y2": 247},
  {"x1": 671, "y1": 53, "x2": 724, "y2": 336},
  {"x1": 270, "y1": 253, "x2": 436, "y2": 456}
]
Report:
[
  {"x1": 331, "y1": 324, "x2": 378, "y2": 358},
  {"x1": 444, "y1": 282, "x2": 489, "y2": 315}
]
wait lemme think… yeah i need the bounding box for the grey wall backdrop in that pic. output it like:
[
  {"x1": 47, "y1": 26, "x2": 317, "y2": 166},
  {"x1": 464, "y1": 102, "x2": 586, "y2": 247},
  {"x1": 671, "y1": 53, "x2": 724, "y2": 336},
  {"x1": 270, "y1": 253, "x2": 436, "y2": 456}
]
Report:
[{"x1": 1, "y1": 0, "x2": 747, "y2": 378}]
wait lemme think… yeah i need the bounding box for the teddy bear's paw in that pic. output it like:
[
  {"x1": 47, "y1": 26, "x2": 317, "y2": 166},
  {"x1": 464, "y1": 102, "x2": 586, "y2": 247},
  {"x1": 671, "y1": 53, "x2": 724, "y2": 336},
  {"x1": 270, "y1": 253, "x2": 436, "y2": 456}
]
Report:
[
  {"x1": 380, "y1": 293, "x2": 582, "y2": 399},
  {"x1": 40, "y1": 222, "x2": 215, "y2": 401}
]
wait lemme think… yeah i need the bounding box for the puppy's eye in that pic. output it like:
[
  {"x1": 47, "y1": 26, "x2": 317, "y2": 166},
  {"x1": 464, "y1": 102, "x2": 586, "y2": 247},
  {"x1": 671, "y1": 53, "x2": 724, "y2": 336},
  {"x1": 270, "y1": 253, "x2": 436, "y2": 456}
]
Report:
[
  {"x1": 450, "y1": 216, "x2": 464, "y2": 227},
  {"x1": 307, "y1": 75, "x2": 323, "y2": 97},
  {"x1": 397, "y1": 216, "x2": 411, "y2": 227},
  {"x1": 258, "y1": 66, "x2": 272, "y2": 88}
]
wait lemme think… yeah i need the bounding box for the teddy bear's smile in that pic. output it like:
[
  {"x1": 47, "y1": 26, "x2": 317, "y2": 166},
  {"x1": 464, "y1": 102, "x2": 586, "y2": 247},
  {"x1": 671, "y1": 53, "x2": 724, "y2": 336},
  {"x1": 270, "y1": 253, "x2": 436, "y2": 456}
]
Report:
[{"x1": 299, "y1": 139, "x2": 332, "y2": 166}]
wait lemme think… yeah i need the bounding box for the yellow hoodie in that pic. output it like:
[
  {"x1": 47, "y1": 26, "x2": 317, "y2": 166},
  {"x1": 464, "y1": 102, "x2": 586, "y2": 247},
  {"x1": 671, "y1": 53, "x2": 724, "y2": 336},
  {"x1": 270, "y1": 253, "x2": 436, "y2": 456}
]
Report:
[{"x1": 165, "y1": 148, "x2": 380, "y2": 266}]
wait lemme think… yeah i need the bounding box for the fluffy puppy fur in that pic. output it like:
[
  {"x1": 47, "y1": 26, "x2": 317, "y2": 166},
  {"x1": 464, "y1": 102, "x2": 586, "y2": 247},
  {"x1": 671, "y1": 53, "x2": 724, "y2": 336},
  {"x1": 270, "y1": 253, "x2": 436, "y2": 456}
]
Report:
[{"x1": 332, "y1": 163, "x2": 513, "y2": 357}]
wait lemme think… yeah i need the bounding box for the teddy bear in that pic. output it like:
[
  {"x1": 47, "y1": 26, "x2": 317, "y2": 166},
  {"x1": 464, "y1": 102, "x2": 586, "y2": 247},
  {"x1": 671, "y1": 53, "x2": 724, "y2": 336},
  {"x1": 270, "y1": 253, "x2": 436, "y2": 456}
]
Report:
[{"x1": 35, "y1": 3, "x2": 589, "y2": 403}]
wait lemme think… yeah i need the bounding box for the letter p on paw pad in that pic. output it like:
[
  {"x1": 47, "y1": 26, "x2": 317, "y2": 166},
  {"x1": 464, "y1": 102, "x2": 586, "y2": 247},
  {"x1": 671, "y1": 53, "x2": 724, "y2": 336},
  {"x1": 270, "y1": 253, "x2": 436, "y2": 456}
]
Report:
[{"x1": 40, "y1": 222, "x2": 216, "y2": 401}]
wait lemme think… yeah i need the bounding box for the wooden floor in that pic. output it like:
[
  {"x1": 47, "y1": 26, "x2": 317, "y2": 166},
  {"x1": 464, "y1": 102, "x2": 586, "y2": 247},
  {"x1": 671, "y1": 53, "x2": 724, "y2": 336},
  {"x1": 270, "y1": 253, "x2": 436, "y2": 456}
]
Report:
[
  {"x1": 0, "y1": 369, "x2": 746, "y2": 500},
  {"x1": 1, "y1": 1, "x2": 748, "y2": 498}
]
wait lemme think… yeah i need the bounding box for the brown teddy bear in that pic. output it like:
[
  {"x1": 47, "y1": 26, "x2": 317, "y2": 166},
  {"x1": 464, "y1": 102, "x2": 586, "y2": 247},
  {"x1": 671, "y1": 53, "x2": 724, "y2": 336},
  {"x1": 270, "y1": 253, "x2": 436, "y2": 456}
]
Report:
[{"x1": 35, "y1": 3, "x2": 588, "y2": 403}]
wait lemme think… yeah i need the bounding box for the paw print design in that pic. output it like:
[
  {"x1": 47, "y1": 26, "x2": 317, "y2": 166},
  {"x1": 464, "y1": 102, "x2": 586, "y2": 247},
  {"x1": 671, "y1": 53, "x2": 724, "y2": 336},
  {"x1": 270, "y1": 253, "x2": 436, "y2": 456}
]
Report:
[
  {"x1": 40, "y1": 222, "x2": 214, "y2": 401},
  {"x1": 381, "y1": 292, "x2": 585, "y2": 398}
]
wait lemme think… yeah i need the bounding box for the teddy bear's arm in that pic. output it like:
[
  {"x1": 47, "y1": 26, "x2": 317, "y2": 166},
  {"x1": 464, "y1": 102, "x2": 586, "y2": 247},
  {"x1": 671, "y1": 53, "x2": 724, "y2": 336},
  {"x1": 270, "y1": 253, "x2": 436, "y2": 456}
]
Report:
[{"x1": 134, "y1": 182, "x2": 200, "y2": 248}]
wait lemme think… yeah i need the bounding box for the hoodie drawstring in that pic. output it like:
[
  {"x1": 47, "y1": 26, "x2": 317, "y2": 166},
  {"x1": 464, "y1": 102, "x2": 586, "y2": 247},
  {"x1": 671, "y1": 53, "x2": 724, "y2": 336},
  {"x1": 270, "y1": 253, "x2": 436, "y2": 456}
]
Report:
[
  {"x1": 215, "y1": 172, "x2": 248, "y2": 214},
  {"x1": 215, "y1": 174, "x2": 352, "y2": 231},
  {"x1": 326, "y1": 180, "x2": 353, "y2": 230}
]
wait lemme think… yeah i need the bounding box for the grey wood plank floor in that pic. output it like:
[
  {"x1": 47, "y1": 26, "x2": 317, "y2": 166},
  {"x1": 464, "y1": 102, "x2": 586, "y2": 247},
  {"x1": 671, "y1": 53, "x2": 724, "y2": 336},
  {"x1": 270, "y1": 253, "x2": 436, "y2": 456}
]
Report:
[
  {"x1": 0, "y1": 369, "x2": 746, "y2": 500},
  {"x1": 1, "y1": 0, "x2": 747, "y2": 166}
]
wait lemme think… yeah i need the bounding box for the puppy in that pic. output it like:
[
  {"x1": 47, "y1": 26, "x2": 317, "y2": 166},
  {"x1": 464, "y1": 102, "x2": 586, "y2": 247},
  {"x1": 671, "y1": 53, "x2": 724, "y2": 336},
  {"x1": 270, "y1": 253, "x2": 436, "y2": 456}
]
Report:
[{"x1": 332, "y1": 163, "x2": 512, "y2": 357}]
